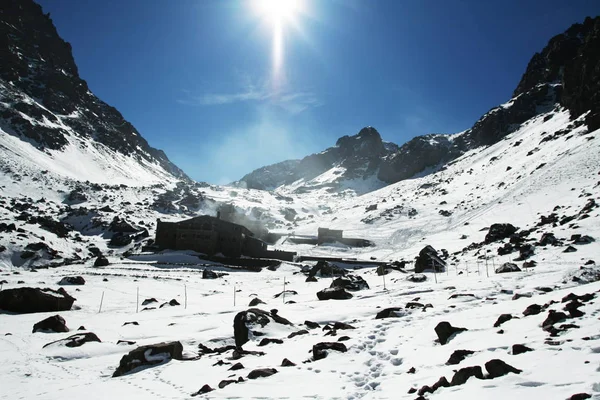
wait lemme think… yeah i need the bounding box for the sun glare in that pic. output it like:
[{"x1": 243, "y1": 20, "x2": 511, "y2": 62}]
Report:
[{"x1": 253, "y1": 0, "x2": 301, "y2": 25}]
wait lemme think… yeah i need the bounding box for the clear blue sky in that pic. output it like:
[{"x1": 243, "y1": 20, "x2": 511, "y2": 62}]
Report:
[{"x1": 36, "y1": 0, "x2": 599, "y2": 184}]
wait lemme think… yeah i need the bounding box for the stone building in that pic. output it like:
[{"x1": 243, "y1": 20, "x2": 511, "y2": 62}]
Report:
[{"x1": 155, "y1": 214, "x2": 295, "y2": 261}]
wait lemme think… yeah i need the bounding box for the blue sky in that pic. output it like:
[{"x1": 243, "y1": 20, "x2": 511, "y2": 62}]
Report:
[{"x1": 37, "y1": 0, "x2": 599, "y2": 184}]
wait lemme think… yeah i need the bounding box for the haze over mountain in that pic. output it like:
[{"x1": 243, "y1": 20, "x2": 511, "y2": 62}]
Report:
[{"x1": 1, "y1": 2, "x2": 600, "y2": 400}]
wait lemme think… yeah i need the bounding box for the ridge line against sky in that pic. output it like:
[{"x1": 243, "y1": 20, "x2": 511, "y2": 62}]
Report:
[{"x1": 35, "y1": 0, "x2": 600, "y2": 184}]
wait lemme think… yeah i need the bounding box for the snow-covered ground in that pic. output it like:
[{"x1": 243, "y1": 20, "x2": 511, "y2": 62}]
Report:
[{"x1": 1, "y1": 105, "x2": 600, "y2": 399}]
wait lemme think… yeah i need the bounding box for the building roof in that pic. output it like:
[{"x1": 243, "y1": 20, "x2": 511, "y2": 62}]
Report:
[{"x1": 175, "y1": 215, "x2": 255, "y2": 236}]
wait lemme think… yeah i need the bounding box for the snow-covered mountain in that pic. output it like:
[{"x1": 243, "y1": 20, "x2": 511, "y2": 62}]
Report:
[
  {"x1": 0, "y1": 0, "x2": 188, "y2": 185},
  {"x1": 239, "y1": 16, "x2": 600, "y2": 195},
  {"x1": 1, "y1": 4, "x2": 600, "y2": 400}
]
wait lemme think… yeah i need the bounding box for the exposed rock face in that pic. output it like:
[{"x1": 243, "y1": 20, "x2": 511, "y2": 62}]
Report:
[
  {"x1": 238, "y1": 127, "x2": 396, "y2": 190},
  {"x1": 0, "y1": 0, "x2": 187, "y2": 180},
  {"x1": 112, "y1": 341, "x2": 184, "y2": 377},
  {"x1": 0, "y1": 287, "x2": 75, "y2": 313}
]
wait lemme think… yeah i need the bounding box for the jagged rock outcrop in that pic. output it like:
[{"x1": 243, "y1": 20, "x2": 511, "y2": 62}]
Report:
[{"x1": 0, "y1": 0, "x2": 188, "y2": 180}]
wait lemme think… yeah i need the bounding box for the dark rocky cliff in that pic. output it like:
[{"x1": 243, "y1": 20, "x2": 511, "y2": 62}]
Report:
[{"x1": 0, "y1": 0, "x2": 188, "y2": 180}]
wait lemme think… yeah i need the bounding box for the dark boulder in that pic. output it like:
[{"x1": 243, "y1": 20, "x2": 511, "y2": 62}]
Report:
[
  {"x1": 571, "y1": 234, "x2": 594, "y2": 244},
  {"x1": 94, "y1": 256, "x2": 109, "y2": 267},
  {"x1": 494, "y1": 314, "x2": 513, "y2": 328},
  {"x1": 414, "y1": 245, "x2": 446, "y2": 273},
  {"x1": 305, "y1": 276, "x2": 318, "y2": 282},
  {"x1": 309, "y1": 261, "x2": 347, "y2": 277},
  {"x1": 435, "y1": 321, "x2": 467, "y2": 345},
  {"x1": 258, "y1": 338, "x2": 283, "y2": 346},
  {"x1": 316, "y1": 286, "x2": 353, "y2": 300},
  {"x1": 485, "y1": 223, "x2": 518, "y2": 243},
  {"x1": 202, "y1": 269, "x2": 224, "y2": 279},
  {"x1": 495, "y1": 263, "x2": 521, "y2": 273},
  {"x1": 248, "y1": 297, "x2": 265, "y2": 307},
  {"x1": 141, "y1": 298, "x2": 157, "y2": 306},
  {"x1": 539, "y1": 232, "x2": 559, "y2": 246},
  {"x1": 288, "y1": 329, "x2": 309, "y2": 339},
  {"x1": 523, "y1": 304, "x2": 543, "y2": 316},
  {"x1": 563, "y1": 245, "x2": 577, "y2": 253},
  {"x1": 58, "y1": 276, "x2": 85, "y2": 285},
  {"x1": 375, "y1": 307, "x2": 405, "y2": 319},
  {"x1": 228, "y1": 362, "x2": 244, "y2": 371},
  {"x1": 191, "y1": 385, "x2": 214, "y2": 396},
  {"x1": 484, "y1": 359, "x2": 522, "y2": 378},
  {"x1": 247, "y1": 368, "x2": 278, "y2": 379},
  {"x1": 450, "y1": 366, "x2": 484, "y2": 386},
  {"x1": 542, "y1": 310, "x2": 568, "y2": 330},
  {"x1": 0, "y1": 287, "x2": 75, "y2": 313},
  {"x1": 281, "y1": 358, "x2": 296, "y2": 367},
  {"x1": 33, "y1": 314, "x2": 69, "y2": 333},
  {"x1": 43, "y1": 332, "x2": 101, "y2": 348},
  {"x1": 233, "y1": 308, "x2": 292, "y2": 348},
  {"x1": 313, "y1": 342, "x2": 348, "y2": 360},
  {"x1": 330, "y1": 275, "x2": 369, "y2": 291},
  {"x1": 512, "y1": 344, "x2": 533, "y2": 355},
  {"x1": 305, "y1": 320, "x2": 320, "y2": 329},
  {"x1": 446, "y1": 349, "x2": 475, "y2": 365},
  {"x1": 406, "y1": 273, "x2": 427, "y2": 283},
  {"x1": 567, "y1": 394, "x2": 591, "y2": 400},
  {"x1": 160, "y1": 299, "x2": 180, "y2": 308},
  {"x1": 109, "y1": 233, "x2": 132, "y2": 247},
  {"x1": 112, "y1": 341, "x2": 183, "y2": 377}
]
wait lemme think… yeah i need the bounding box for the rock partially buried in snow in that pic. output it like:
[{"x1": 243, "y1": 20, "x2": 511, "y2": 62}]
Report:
[
  {"x1": 512, "y1": 344, "x2": 533, "y2": 355},
  {"x1": 233, "y1": 308, "x2": 292, "y2": 348},
  {"x1": 43, "y1": 332, "x2": 101, "y2": 348},
  {"x1": 0, "y1": 287, "x2": 75, "y2": 313},
  {"x1": 191, "y1": 384, "x2": 214, "y2": 396},
  {"x1": 435, "y1": 321, "x2": 467, "y2": 345},
  {"x1": 330, "y1": 275, "x2": 369, "y2": 291},
  {"x1": 33, "y1": 314, "x2": 69, "y2": 333},
  {"x1": 57, "y1": 276, "x2": 85, "y2": 285},
  {"x1": 313, "y1": 342, "x2": 348, "y2": 360},
  {"x1": 450, "y1": 366, "x2": 484, "y2": 385},
  {"x1": 112, "y1": 341, "x2": 184, "y2": 377},
  {"x1": 485, "y1": 223, "x2": 518, "y2": 243},
  {"x1": 316, "y1": 286, "x2": 353, "y2": 300},
  {"x1": 446, "y1": 349, "x2": 475, "y2": 365},
  {"x1": 406, "y1": 273, "x2": 427, "y2": 283},
  {"x1": 495, "y1": 263, "x2": 521, "y2": 274},
  {"x1": 375, "y1": 307, "x2": 407, "y2": 319},
  {"x1": 93, "y1": 256, "x2": 109, "y2": 267},
  {"x1": 247, "y1": 368, "x2": 278, "y2": 379},
  {"x1": 484, "y1": 359, "x2": 522, "y2": 378}
]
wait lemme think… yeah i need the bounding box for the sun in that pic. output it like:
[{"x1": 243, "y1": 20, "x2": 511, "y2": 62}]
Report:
[{"x1": 252, "y1": 0, "x2": 302, "y2": 25}]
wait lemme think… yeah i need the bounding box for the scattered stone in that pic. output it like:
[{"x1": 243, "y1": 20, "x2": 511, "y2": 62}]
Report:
[
  {"x1": 218, "y1": 379, "x2": 238, "y2": 388},
  {"x1": 43, "y1": 332, "x2": 101, "y2": 348},
  {"x1": 281, "y1": 358, "x2": 296, "y2": 367},
  {"x1": 141, "y1": 298, "x2": 157, "y2": 306},
  {"x1": 228, "y1": 362, "x2": 244, "y2": 371},
  {"x1": 258, "y1": 338, "x2": 283, "y2": 346},
  {"x1": 117, "y1": 340, "x2": 136, "y2": 345},
  {"x1": 567, "y1": 394, "x2": 591, "y2": 400},
  {"x1": 485, "y1": 223, "x2": 518, "y2": 243},
  {"x1": 494, "y1": 314, "x2": 513, "y2": 328},
  {"x1": 523, "y1": 304, "x2": 543, "y2": 316},
  {"x1": 191, "y1": 384, "x2": 214, "y2": 396},
  {"x1": 33, "y1": 314, "x2": 69, "y2": 333},
  {"x1": 484, "y1": 359, "x2": 522, "y2": 378},
  {"x1": 542, "y1": 310, "x2": 568, "y2": 331},
  {"x1": 305, "y1": 276, "x2": 318, "y2": 282},
  {"x1": 406, "y1": 273, "x2": 427, "y2": 283},
  {"x1": 496, "y1": 263, "x2": 521, "y2": 273},
  {"x1": 337, "y1": 336, "x2": 350, "y2": 341},
  {"x1": 123, "y1": 321, "x2": 139, "y2": 326},
  {"x1": 316, "y1": 286, "x2": 353, "y2": 300},
  {"x1": 330, "y1": 275, "x2": 370, "y2": 291},
  {"x1": 407, "y1": 367, "x2": 416, "y2": 374},
  {"x1": 112, "y1": 341, "x2": 183, "y2": 377},
  {"x1": 160, "y1": 299, "x2": 180, "y2": 308},
  {"x1": 571, "y1": 235, "x2": 594, "y2": 244},
  {"x1": 305, "y1": 320, "x2": 320, "y2": 329},
  {"x1": 274, "y1": 290, "x2": 298, "y2": 298},
  {"x1": 375, "y1": 307, "x2": 406, "y2": 319},
  {"x1": 435, "y1": 321, "x2": 467, "y2": 345},
  {"x1": 0, "y1": 287, "x2": 75, "y2": 313},
  {"x1": 313, "y1": 342, "x2": 347, "y2": 360},
  {"x1": 58, "y1": 276, "x2": 85, "y2": 285},
  {"x1": 247, "y1": 368, "x2": 278, "y2": 379},
  {"x1": 233, "y1": 308, "x2": 292, "y2": 348},
  {"x1": 450, "y1": 366, "x2": 483, "y2": 386},
  {"x1": 94, "y1": 256, "x2": 109, "y2": 267},
  {"x1": 446, "y1": 349, "x2": 475, "y2": 365},
  {"x1": 563, "y1": 245, "x2": 577, "y2": 253},
  {"x1": 202, "y1": 269, "x2": 223, "y2": 279},
  {"x1": 512, "y1": 344, "x2": 533, "y2": 355},
  {"x1": 288, "y1": 329, "x2": 309, "y2": 339},
  {"x1": 249, "y1": 298, "x2": 265, "y2": 306}
]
